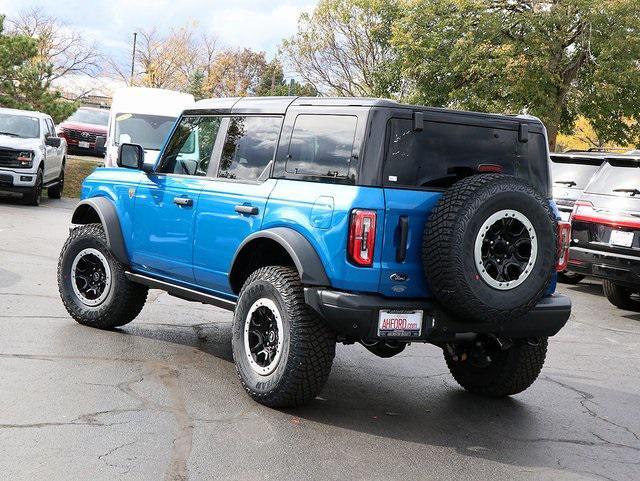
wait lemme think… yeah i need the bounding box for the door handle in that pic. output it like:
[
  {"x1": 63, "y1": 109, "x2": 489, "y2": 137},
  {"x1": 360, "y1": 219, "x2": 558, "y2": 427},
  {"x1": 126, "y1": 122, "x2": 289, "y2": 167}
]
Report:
[
  {"x1": 396, "y1": 216, "x2": 409, "y2": 262},
  {"x1": 235, "y1": 205, "x2": 259, "y2": 215},
  {"x1": 173, "y1": 197, "x2": 193, "y2": 207}
]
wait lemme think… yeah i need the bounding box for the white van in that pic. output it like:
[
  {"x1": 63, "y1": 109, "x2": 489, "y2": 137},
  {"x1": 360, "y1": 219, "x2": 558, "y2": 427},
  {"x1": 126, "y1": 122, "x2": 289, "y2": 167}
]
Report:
[{"x1": 102, "y1": 87, "x2": 194, "y2": 167}]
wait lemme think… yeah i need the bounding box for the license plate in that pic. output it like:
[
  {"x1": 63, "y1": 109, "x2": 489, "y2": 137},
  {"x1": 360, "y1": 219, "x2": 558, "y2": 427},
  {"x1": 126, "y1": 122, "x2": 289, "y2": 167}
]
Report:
[
  {"x1": 378, "y1": 310, "x2": 423, "y2": 338},
  {"x1": 610, "y1": 229, "x2": 634, "y2": 247},
  {"x1": 78, "y1": 141, "x2": 90, "y2": 148}
]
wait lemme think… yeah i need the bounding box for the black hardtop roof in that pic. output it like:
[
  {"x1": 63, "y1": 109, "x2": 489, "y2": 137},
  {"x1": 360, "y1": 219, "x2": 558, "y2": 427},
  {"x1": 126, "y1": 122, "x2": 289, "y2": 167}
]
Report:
[{"x1": 182, "y1": 96, "x2": 542, "y2": 126}]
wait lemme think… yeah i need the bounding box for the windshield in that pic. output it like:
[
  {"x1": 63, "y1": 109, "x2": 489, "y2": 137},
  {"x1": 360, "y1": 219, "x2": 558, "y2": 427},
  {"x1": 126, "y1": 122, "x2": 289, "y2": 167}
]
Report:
[
  {"x1": 114, "y1": 113, "x2": 176, "y2": 151},
  {"x1": 585, "y1": 160, "x2": 640, "y2": 197},
  {"x1": 67, "y1": 108, "x2": 109, "y2": 126},
  {"x1": 0, "y1": 113, "x2": 40, "y2": 138},
  {"x1": 551, "y1": 157, "x2": 603, "y2": 190}
]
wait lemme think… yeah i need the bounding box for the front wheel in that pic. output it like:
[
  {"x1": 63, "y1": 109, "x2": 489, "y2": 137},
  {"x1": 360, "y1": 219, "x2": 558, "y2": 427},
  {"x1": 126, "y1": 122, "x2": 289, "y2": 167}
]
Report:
[
  {"x1": 444, "y1": 337, "x2": 547, "y2": 397},
  {"x1": 57, "y1": 223, "x2": 148, "y2": 329},
  {"x1": 232, "y1": 266, "x2": 336, "y2": 408},
  {"x1": 24, "y1": 168, "x2": 43, "y2": 206}
]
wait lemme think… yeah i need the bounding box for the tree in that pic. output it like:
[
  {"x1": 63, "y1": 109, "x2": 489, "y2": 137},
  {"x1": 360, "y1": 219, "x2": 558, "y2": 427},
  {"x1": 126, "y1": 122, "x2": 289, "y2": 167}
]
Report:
[
  {"x1": 556, "y1": 116, "x2": 635, "y2": 152},
  {"x1": 393, "y1": 0, "x2": 640, "y2": 150},
  {"x1": 203, "y1": 48, "x2": 268, "y2": 97},
  {"x1": 8, "y1": 8, "x2": 101, "y2": 90},
  {"x1": 281, "y1": 0, "x2": 403, "y2": 98},
  {"x1": 0, "y1": 15, "x2": 77, "y2": 123},
  {"x1": 254, "y1": 60, "x2": 317, "y2": 97}
]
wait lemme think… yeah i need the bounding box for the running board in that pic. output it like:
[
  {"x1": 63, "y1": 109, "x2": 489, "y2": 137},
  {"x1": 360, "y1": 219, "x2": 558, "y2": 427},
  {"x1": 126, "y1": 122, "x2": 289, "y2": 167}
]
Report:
[{"x1": 125, "y1": 272, "x2": 236, "y2": 311}]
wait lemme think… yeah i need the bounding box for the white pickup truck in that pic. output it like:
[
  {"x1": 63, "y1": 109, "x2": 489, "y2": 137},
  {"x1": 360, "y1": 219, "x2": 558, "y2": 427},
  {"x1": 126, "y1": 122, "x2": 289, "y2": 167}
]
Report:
[{"x1": 0, "y1": 107, "x2": 67, "y2": 205}]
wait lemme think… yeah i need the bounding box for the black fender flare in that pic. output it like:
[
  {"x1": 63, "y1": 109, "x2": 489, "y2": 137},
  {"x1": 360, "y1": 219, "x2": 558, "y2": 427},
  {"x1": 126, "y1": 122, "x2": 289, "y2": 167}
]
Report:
[
  {"x1": 230, "y1": 227, "x2": 330, "y2": 291},
  {"x1": 71, "y1": 197, "x2": 128, "y2": 265}
]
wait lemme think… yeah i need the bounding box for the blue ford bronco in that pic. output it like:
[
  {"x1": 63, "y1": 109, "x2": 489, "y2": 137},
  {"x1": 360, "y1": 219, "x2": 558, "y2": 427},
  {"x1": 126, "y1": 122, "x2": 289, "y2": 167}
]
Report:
[{"x1": 57, "y1": 97, "x2": 572, "y2": 407}]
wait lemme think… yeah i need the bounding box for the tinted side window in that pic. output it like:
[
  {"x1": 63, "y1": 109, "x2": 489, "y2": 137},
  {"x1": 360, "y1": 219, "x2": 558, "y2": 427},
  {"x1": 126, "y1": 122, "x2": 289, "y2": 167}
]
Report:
[
  {"x1": 384, "y1": 119, "x2": 522, "y2": 189},
  {"x1": 286, "y1": 115, "x2": 357, "y2": 177},
  {"x1": 218, "y1": 116, "x2": 282, "y2": 181},
  {"x1": 158, "y1": 116, "x2": 222, "y2": 176}
]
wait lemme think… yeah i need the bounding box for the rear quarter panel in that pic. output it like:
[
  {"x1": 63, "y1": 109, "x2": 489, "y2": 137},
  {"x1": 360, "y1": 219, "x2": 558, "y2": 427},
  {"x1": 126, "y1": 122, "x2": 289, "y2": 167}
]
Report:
[{"x1": 262, "y1": 179, "x2": 385, "y2": 293}]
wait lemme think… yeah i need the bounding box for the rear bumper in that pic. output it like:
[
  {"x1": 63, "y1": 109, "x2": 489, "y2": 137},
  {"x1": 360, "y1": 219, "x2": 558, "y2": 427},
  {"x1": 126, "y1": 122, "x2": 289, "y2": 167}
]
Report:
[
  {"x1": 304, "y1": 288, "x2": 571, "y2": 342},
  {"x1": 569, "y1": 246, "x2": 640, "y2": 288}
]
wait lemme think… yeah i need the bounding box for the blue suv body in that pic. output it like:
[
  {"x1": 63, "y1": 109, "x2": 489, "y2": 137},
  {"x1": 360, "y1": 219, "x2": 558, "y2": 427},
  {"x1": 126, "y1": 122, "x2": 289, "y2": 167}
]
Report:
[{"x1": 58, "y1": 96, "x2": 571, "y2": 407}]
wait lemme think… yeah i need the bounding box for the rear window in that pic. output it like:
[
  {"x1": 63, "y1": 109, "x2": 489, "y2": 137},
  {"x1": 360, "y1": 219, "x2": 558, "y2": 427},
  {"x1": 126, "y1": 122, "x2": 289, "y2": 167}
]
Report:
[
  {"x1": 585, "y1": 160, "x2": 640, "y2": 196},
  {"x1": 550, "y1": 156, "x2": 603, "y2": 190},
  {"x1": 383, "y1": 119, "x2": 548, "y2": 192},
  {"x1": 286, "y1": 114, "x2": 357, "y2": 178}
]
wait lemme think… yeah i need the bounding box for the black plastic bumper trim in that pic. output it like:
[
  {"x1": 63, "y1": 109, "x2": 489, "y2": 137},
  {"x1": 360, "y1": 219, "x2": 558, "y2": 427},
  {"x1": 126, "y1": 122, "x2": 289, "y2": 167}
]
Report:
[{"x1": 304, "y1": 288, "x2": 571, "y2": 342}]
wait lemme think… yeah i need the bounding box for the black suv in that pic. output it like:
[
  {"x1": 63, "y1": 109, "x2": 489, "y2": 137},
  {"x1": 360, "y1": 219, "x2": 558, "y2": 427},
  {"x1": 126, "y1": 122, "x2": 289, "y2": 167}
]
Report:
[
  {"x1": 569, "y1": 154, "x2": 640, "y2": 309},
  {"x1": 551, "y1": 152, "x2": 605, "y2": 283}
]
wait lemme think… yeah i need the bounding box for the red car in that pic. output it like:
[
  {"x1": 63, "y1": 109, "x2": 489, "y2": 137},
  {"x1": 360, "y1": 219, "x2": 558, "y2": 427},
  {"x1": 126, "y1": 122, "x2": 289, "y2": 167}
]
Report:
[{"x1": 58, "y1": 107, "x2": 109, "y2": 157}]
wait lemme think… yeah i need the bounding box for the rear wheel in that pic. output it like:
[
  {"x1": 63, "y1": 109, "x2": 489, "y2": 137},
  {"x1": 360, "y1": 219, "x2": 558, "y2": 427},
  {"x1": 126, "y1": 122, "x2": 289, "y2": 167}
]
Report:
[
  {"x1": 232, "y1": 266, "x2": 336, "y2": 407},
  {"x1": 602, "y1": 279, "x2": 640, "y2": 310},
  {"x1": 57, "y1": 223, "x2": 148, "y2": 329},
  {"x1": 48, "y1": 162, "x2": 65, "y2": 199},
  {"x1": 444, "y1": 337, "x2": 547, "y2": 397}
]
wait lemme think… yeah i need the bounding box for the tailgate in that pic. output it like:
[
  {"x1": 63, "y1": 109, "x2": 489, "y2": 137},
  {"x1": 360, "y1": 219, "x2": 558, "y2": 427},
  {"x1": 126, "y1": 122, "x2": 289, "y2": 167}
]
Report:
[{"x1": 378, "y1": 188, "x2": 441, "y2": 298}]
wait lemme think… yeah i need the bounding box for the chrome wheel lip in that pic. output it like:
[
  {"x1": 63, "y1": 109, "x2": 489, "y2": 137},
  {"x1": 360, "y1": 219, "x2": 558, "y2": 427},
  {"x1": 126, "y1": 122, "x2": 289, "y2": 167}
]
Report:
[
  {"x1": 243, "y1": 298, "x2": 284, "y2": 376},
  {"x1": 474, "y1": 209, "x2": 537, "y2": 290},
  {"x1": 71, "y1": 248, "x2": 112, "y2": 307}
]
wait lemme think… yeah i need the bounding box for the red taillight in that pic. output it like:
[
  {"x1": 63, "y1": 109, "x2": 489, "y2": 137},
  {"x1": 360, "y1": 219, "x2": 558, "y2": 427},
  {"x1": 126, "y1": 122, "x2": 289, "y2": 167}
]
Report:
[
  {"x1": 348, "y1": 209, "x2": 376, "y2": 266},
  {"x1": 478, "y1": 163, "x2": 503, "y2": 173},
  {"x1": 556, "y1": 220, "x2": 571, "y2": 271}
]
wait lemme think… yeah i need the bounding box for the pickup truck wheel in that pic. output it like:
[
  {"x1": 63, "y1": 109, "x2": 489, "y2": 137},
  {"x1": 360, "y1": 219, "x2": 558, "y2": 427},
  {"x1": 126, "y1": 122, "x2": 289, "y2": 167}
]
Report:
[
  {"x1": 48, "y1": 162, "x2": 64, "y2": 199},
  {"x1": 423, "y1": 174, "x2": 556, "y2": 323},
  {"x1": 444, "y1": 337, "x2": 547, "y2": 397},
  {"x1": 232, "y1": 266, "x2": 336, "y2": 408},
  {"x1": 24, "y1": 168, "x2": 43, "y2": 206},
  {"x1": 602, "y1": 279, "x2": 640, "y2": 310},
  {"x1": 57, "y1": 223, "x2": 148, "y2": 329}
]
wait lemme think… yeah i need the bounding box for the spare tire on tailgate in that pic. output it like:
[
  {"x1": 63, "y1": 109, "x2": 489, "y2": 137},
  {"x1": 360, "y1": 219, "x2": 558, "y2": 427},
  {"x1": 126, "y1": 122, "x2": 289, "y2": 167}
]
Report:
[{"x1": 423, "y1": 174, "x2": 556, "y2": 323}]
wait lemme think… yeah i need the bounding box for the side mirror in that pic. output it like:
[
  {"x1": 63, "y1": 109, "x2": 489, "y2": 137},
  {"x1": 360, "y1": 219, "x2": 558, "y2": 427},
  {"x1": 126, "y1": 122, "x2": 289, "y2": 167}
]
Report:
[
  {"x1": 117, "y1": 143, "x2": 145, "y2": 170},
  {"x1": 45, "y1": 135, "x2": 61, "y2": 148},
  {"x1": 95, "y1": 135, "x2": 106, "y2": 153}
]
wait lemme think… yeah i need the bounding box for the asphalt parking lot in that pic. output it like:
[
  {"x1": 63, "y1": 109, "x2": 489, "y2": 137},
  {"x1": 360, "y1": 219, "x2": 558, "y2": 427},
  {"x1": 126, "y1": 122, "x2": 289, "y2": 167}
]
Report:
[{"x1": 1, "y1": 198, "x2": 639, "y2": 481}]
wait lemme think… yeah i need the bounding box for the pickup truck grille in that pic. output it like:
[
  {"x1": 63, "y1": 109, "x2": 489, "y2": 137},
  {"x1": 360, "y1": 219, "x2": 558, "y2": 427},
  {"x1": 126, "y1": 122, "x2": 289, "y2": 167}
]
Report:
[
  {"x1": 0, "y1": 148, "x2": 30, "y2": 168},
  {"x1": 64, "y1": 129, "x2": 97, "y2": 143}
]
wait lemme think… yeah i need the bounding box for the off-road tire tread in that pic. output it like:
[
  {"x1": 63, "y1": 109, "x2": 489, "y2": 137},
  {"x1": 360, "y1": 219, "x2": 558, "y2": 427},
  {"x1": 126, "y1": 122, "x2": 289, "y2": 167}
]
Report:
[
  {"x1": 423, "y1": 174, "x2": 556, "y2": 323},
  {"x1": 602, "y1": 279, "x2": 640, "y2": 310},
  {"x1": 445, "y1": 338, "x2": 548, "y2": 397},
  {"x1": 57, "y1": 223, "x2": 147, "y2": 329},
  {"x1": 234, "y1": 266, "x2": 336, "y2": 408}
]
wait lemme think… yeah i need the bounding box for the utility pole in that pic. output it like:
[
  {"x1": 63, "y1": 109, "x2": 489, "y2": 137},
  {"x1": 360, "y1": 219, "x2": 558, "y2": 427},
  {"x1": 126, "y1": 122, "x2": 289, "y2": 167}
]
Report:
[{"x1": 130, "y1": 32, "x2": 137, "y2": 86}]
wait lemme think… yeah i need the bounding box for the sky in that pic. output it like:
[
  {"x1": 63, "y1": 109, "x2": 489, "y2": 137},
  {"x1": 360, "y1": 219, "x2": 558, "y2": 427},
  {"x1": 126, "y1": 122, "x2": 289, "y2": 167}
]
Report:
[{"x1": 0, "y1": 0, "x2": 317, "y2": 93}]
